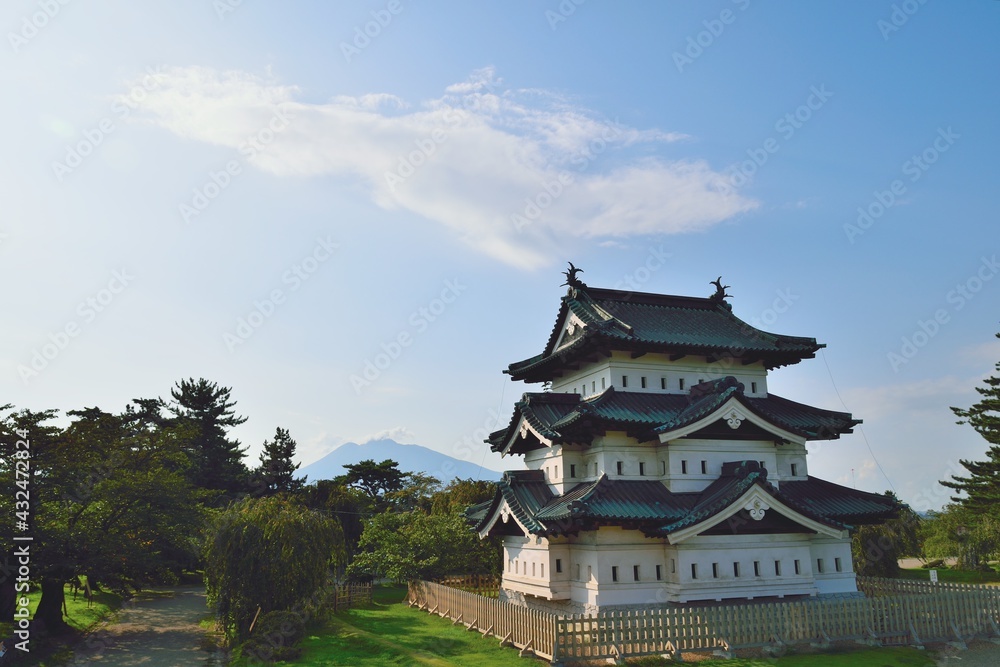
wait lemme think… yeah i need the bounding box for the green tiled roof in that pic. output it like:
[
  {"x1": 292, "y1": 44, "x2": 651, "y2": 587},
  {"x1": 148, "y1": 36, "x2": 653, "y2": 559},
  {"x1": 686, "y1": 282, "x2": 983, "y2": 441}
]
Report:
[
  {"x1": 536, "y1": 475, "x2": 693, "y2": 525},
  {"x1": 507, "y1": 286, "x2": 823, "y2": 382},
  {"x1": 779, "y1": 476, "x2": 900, "y2": 524},
  {"x1": 488, "y1": 377, "x2": 859, "y2": 454},
  {"x1": 475, "y1": 460, "x2": 900, "y2": 539}
]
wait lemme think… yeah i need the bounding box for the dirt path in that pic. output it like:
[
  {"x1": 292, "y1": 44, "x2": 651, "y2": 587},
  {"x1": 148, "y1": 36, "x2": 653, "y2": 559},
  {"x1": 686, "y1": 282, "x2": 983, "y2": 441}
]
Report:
[{"x1": 70, "y1": 586, "x2": 222, "y2": 666}]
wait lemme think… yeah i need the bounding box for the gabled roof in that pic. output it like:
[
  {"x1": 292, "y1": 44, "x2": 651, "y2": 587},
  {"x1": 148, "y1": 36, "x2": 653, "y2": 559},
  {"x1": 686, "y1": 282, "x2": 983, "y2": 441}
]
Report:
[
  {"x1": 488, "y1": 377, "x2": 859, "y2": 455},
  {"x1": 507, "y1": 285, "x2": 823, "y2": 382},
  {"x1": 474, "y1": 460, "x2": 900, "y2": 540}
]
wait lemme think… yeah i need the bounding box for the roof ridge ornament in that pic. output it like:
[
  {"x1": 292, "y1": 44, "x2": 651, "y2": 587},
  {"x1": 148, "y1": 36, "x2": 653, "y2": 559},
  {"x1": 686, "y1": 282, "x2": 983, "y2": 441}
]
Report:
[
  {"x1": 709, "y1": 276, "x2": 733, "y2": 310},
  {"x1": 562, "y1": 262, "x2": 587, "y2": 294}
]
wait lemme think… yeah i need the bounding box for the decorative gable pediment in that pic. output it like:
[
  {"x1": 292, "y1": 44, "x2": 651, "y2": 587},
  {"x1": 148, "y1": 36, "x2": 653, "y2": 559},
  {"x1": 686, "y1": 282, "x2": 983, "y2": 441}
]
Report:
[
  {"x1": 658, "y1": 396, "x2": 804, "y2": 445},
  {"x1": 552, "y1": 313, "x2": 587, "y2": 351},
  {"x1": 667, "y1": 485, "x2": 846, "y2": 544}
]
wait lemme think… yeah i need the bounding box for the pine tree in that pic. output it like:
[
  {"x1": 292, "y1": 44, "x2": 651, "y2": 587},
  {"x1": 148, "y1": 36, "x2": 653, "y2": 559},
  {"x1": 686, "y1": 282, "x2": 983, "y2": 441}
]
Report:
[
  {"x1": 168, "y1": 378, "x2": 249, "y2": 495},
  {"x1": 254, "y1": 427, "x2": 304, "y2": 495},
  {"x1": 941, "y1": 332, "x2": 1000, "y2": 516}
]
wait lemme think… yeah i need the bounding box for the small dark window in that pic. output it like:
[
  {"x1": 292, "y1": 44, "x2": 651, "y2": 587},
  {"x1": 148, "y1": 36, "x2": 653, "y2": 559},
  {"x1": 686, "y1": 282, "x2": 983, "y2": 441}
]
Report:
[
  {"x1": 640, "y1": 376, "x2": 647, "y2": 389},
  {"x1": 759, "y1": 460, "x2": 765, "y2": 469},
  {"x1": 660, "y1": 377, "x2": 666, "y2": 390},
  {"x1": 622, "y1": 375, "x2": 628, "y2": 387},
  {"x1": 835, "y1": 557, "x2": 842, "y2": 572},
  {"x1": 592, "y1": 381, "x2": 596, "y2": 393},
  {"x1": 753, "y1": 561, "x2": 761, "y2": 577},
  {"x1": 616, "y1": 461, "x2": 623, "y2": 475},
  {"x1": 639, "y1": 462, "x2": 645, "y2": 476},
  {"x1": 556, "y1": 559, "x2": 563, "y2": 573},
  {"x1": 700, "y1": 460, "x2": 707, "y2": 475},
  {"x1": 774, "y1": 560, "x2": 781, "y2": 576},
  {"x1": 601, "y1": 377, "x2": 606, "y2": 389},
  {"x1": 712, "y1": 563, "x2": 719, "y2": 579},
  {"x1": 794, "y1": 559, "x2": 801, "y2": 575},
  {"x1": 679, "y1": 378, "x2": 685, "y2": 390},
  {"x1": 633, "y1": 565, "x2": 640, "y2": 581},
  {"x1": 817, "y1": 559, "x2": 824, "y2": 573},
  {"x1": 751, "y1": 381, "x2": 758, "y2": 393},
  {"x1": 582, "y1": 384, "x2": 586, "y2": 394},
  {"x1": 671, "y1": 559, "x2": 676, "y2": 574},
  {"x1": 691, "y1": 563, "x2": 698, "y2": 579},
  {"x1": 656, "y1": 564, "x2": 662, "y2": 580},
  {"x1": 661, "y1": 461, "x2": 666, "y2": 475},
  {"x1": 733, "y1": 562, "x2": 741, "y2": 577},
  {"x1": 570, "y1": 464, "x2": 577, "y2": 478},
  {"x1": 612, "y1": 566, "x2": 619, "y2": 582},
  {"x1": 681, "y1": 460, "x2": 688, "y2": 474}
]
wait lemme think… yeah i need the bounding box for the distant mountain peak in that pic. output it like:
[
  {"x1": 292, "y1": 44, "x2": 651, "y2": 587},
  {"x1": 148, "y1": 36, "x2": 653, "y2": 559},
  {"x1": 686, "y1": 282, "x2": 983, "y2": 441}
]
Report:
[{"x1": 298, "y1": 438, "x2": 501, "y2": 483}]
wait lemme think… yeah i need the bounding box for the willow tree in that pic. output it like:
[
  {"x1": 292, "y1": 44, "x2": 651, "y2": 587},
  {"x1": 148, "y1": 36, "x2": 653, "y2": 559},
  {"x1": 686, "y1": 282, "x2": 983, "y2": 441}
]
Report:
[{"x1": 203, "y1": 496, "x2": 345, "y2": 643}]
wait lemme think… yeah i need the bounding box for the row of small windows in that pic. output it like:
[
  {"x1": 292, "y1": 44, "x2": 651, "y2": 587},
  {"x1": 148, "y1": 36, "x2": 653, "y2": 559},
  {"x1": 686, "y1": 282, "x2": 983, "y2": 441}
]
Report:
[
  {"x1": 558, "y1": 460, "x2": 798, "y2": 479},
  {"x1": 576, "y1": 376, "x2": 760, "y2": 394},
  {"x1": 690, "y1": 557, "x2": 844, "y2": 579},
  {"x1": 509, "y1": 556, "x2": 844, "y2": 583}
]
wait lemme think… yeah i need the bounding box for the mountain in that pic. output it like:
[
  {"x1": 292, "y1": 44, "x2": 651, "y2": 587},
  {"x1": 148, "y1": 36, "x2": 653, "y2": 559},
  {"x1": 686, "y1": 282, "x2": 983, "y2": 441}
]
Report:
[{"x1": 297, "y1": 438, "x2": 502, "y2": 483}]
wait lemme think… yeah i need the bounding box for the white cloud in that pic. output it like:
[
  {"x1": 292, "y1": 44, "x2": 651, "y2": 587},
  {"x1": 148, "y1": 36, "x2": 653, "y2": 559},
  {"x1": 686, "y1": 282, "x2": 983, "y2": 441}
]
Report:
[
  {"x1": 841, "y1": 375, "x2": 980, "y2": 421},
  {"x1": 359, "y1": 426, "x2": 416, "y2": 444},
  {"x1": 129, "y1": 66, "x2": 757, "y2": 268}
]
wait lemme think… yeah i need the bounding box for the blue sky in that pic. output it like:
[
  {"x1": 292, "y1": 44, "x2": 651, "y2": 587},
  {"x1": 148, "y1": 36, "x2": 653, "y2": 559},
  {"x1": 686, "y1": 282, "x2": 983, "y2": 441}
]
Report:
[{"x1": 2, "y1": 1, "x2": 998, "y2": 511}]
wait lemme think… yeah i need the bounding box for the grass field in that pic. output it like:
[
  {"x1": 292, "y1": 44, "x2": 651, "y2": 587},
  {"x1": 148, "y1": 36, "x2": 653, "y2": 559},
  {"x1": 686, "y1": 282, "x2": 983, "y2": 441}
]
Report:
[
  {"x1": 273, "y1": 586, "x2": 939, "y2": 666},
  {"x1": 898, "y1": 566, "x2": 1000, "y2": 584},
  {"x1": 0, "y1": 583, "x2": 123, "y2": 666}
]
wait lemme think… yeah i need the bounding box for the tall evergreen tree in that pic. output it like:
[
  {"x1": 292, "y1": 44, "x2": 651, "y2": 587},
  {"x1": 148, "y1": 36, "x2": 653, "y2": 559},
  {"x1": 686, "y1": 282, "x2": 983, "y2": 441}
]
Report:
[
  {"x1": 167, "y1": 378, "x2": 249, "y2": 496},
  {"x1": 941, "y1": 332, "x2": 1000, "y2": 515},
  {"x1": 254, "y1": 427, "x2": 304, "y2": 495}
]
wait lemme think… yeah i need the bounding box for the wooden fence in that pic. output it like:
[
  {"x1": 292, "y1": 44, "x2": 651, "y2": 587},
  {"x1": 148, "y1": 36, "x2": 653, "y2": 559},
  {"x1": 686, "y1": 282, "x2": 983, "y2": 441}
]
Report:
[
  {"x1": 408, "y1": 580, "x2": 557, "y2": 661},
  {"x1": 433, "y1": 574, "x2": 501, "y2": 597},
  {"x1": 331, "y1": 582, "x2": 373, "y2": 612},
  {"x1": 409, "y1": 577, "x2": 1000, "y2": 664}
]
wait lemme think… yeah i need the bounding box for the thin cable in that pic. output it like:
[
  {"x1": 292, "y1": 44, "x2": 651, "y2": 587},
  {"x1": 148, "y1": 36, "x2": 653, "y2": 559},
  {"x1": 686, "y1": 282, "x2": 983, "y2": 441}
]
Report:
[
  {"x1": 475, "y1": 374, "x2": 508, "y2": 481},
  {"x1": 821, "y1": 349, "x2": 895, "y2": 493}
]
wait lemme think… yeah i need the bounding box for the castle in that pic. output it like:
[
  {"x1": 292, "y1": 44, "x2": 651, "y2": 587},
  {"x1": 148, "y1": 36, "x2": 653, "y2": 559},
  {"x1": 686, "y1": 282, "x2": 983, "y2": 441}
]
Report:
[{"x1": 472, "y1": 268, "x2": 898, "y2": 613}]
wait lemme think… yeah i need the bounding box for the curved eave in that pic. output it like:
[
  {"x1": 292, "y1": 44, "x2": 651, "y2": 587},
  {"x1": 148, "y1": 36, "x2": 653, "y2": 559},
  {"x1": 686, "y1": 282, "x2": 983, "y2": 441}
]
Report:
[{"x1": 507, "y1": 332, "x2": 821, "y2": 383}]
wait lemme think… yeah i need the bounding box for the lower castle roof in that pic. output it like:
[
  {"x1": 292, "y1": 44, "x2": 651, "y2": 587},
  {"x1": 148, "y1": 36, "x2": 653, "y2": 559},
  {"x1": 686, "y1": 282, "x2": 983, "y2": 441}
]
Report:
[{"x1": 472, "y1": 461, "x2": 899, "y2": 540}]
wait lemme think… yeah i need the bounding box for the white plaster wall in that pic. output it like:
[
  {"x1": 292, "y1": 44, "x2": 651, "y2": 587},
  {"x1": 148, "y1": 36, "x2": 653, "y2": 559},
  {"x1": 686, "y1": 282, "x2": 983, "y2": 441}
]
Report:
[
  {"x1": 550, "y1": 352, "x2": 768, "y2": 397},
  {"x1": 809, "y1": 536, "x2": 857, "y2": 595},
  {"x1": 664, "y1": 438, "x2": 780, "y2": 493}
]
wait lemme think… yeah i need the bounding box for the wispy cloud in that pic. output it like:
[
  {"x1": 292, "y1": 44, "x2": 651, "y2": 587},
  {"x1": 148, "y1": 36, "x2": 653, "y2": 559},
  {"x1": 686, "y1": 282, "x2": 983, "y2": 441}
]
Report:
[
  {"x1": 129, "y1": 66, "x2": 757, "y2": 268},
  {"x1": 359, "y1": 426, "x2": 416, "y2": 444}
]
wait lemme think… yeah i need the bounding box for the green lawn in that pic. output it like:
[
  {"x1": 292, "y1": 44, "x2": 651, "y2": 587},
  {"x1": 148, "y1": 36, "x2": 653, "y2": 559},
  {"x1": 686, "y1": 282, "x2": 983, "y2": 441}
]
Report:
[
  {"x1": 897, "y1": 566, "x2": 1000, "y2": 584},
  {"x1": 270, "y1": 586, "x2": 940, "y2": 667},
  {"x1": 0, "y1": 583, "x2": 123, "y2": 666}
]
